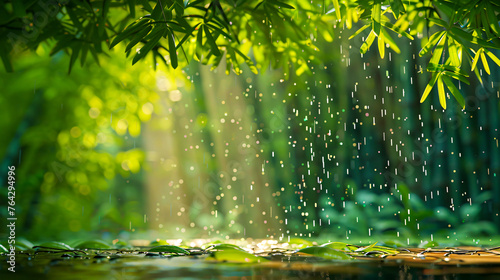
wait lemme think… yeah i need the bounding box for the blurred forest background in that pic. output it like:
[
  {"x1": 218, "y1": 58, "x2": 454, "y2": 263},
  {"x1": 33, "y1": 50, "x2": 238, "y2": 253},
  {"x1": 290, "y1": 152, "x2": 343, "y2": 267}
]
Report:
[{"x1": 1, "y1": 1, "x2": 500, "y2": 244}]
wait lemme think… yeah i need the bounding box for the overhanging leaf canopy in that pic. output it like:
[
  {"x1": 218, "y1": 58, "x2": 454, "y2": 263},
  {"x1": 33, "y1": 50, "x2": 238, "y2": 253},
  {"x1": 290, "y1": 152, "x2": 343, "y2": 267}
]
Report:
[{"x1": 1, "y1": 0, "x2": 499, "y2": 109}]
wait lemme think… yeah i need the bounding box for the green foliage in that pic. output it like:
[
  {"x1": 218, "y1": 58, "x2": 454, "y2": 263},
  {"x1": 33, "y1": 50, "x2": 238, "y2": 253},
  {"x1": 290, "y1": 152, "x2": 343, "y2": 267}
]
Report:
[
  {"x1": 148, "y1": 245, "x2": 191, "y2": 254},
  {"x1": 33, "y1": 241, "x2": 73, "y2": 251},
  {"x1": 319, "y1": 187, "x2": 498, "y2": 239},
  {"x1": 206, "y1": 243, "x2": 245, "y2": 251},
  {"x1": 297, "y1": 246, "x2": 352, "y2": 260},
  {"x1": 74, "y1": 240, "x2": 112, "y2": 249},
  {"x1": 2, "y1": 1, "x2": 498, "y2": 108},
  {"x1": 208, "y1": 248, "x2": 269, "y2": 263},
  {"x1": 0, "y1": 45, "x2": 163, "y2": 240}
]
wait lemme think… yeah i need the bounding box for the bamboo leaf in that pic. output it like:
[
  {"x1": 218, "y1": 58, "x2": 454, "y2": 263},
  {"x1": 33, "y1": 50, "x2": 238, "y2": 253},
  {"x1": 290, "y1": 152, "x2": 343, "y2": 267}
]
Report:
[
  {"x1": 203, "y1": 25, "x2": 221, "y2": 56},
  {"x1": 196, "y1": 25, "x2": 204, "y2": 60},
  {"x1": 437, "y1": 74, "x2": 447, "y2": 109},
  {"x1": 442, "y1": 75, "x2": 465, "y2": 109},
  {"x1": 420, "y1": 72, "x2": 441, "y2": 103},
  {"x1": 443, "y1": 71, "x2": 470, "y2": 85},
  {"x1": 360, "y1": 30, "x2": 376, "y2": 54},
  {"x1": 89, "y1": 45, "x2": 100, "y2": 66},
  {"x1": 480, "y1": 51, "x2": 491, "y2": 74},
  {"x1": 447, "y1": 38, "x2": 461, "y2": 67},
  {"x1": 110, "y1": 18, "x2": 150, "y2": 49},
  {"x1": 389, "y1": 0, "x2": 405, "y2": 18},
  {"x1": 272, "y1": 0, "x2": 295, "y2": 9},
  {"x1": 427, "y1": 17, "x2": 448, "y2": 28},
  {"x1": 297, "y1": 246, "x2": 352, "y2": 260},
  {"x1": 420, "y1": 31, "x2": 445, "y2": 57},
  {"x1": 349, "y1": 24, "x2": 370, "y2": 40},
  {"x1": 132, "y1": 27, "x2": 166, "y2": 65},
  {"x1": 372, "y1": 2, "x2": 381, "y2": 36},
  {"x1": 125, "y1": 25, "x2": 152, "y2": 53},
  {"x1": 167, "y1": 29, "x2": 178, "y2": 68},
  {"x1": 381, "y1": 28, "x2": 400, "y2": 53},
  {"x1": 176, "y1": 23, "x2": 200, "y2": 50},
  {"x1": 332, "y1": 0, "x2": 341, "y2": 20},
  {"x1": 485, "y1": 2, "x2": 500, "y2": 35},
  {"x1": 378, "y1": 31, "x2": 385, "y2": 59},
  {"x1": 68, "y1": 43, "x2": 81, "y2": 74},
  {"x1": 484, "y1": 49, "x2": 500, "y2": 67},
  {"x1": 385, "y1": 20, "x2": 414, "y2": 40},
  {"x1": 471, "y1": 48, "x2": 482, "y2": 71},
  {"x1": 450, "y1": 27, "x2": 497, "y2": 49},
  {"x1": 429, "y1": 33, "x2": 447, "y2": 66},
  {"x1": 0, "y1": 43, "x2": 13, "y2": 72},
  {"x1": 128, "y1": 0, "x2": 136, "y2": 18}
]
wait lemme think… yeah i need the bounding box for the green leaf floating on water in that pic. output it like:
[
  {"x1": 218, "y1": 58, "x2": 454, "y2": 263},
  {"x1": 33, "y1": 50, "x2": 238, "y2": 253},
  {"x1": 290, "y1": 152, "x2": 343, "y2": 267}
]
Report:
[
  {"x1": 148, "y1": 245, "x2": 190, "y2": 254},
  {"x1": 201, "y1": 240, "x2": 222, "y2": 249},
  {"x1": 74, "y1": 240, "x2": 112, "y2": 249},
  {"x1": 33, "y1": 242, "x2": 73, "y2": 251},
  {"x1": 354, "y1": 242, "x2": 399, "y2": 255},
  {"x1": 149, "y1": 239, "x2": 169, "y2": 246},
  {"x1": 321, "y1": 242, "x2": 350, "y2": 251},
  {"x1": 16, "y1": 238, "x2": 34, "y2": 251},
  {"x1": 206, "y1": 244, "x2": 245, "y2": 251},
  {"x1": 209, "y1": 248, "x2": 269, "y2": 263},
  {"x1": 297, "y1": 246, "x2": 352, "y2": 260},
  {"x1": 288, "y1": 238, "x2": 314, "y2": 248}
]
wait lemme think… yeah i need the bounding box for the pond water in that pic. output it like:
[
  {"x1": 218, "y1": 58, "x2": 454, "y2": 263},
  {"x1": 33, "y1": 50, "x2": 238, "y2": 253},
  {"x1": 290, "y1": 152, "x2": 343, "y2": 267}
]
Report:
[{"x1": 3, "y1": 247, "x2": 500, "y2": 280}]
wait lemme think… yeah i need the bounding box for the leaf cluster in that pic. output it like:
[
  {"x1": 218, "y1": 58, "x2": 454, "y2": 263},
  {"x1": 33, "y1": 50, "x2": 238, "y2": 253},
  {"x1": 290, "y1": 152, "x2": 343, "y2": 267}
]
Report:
[{"x1": 1, "y1": 0, "x2": 499, "y2": 108}]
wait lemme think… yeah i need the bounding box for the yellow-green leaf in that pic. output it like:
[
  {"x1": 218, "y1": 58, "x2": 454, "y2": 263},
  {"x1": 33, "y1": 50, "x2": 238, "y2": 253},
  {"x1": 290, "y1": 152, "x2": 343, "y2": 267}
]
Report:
[
  {"x1": 288, "y1": 238, "x2": 314, "y2": 247},
  {"x1": 381, "y1": 28, "x2": 400, "y2": 53},
  {"x1": 480, "y1": 51, "x2": 490, "y2": 74},
  {"x1": 437, "y1": 75, "x2": 446, "y2": 109},
  {"x1": 355, "y1": 242, "x2": 378, "y2": 252},
  {"x1": 74, "y1": 240, "x2": 112, "y2": 249},
  {"x1": 206, "y1": 244, "x2": 245, "y2": 251},
  {"x1": 429, "y1": 33, "x2": 447, "y2": 66},
  {"x1": 447, "y1": 38, "x2": 460, "y2": 67},
  {"x1": 348, "y1": 23, "x2": 370, "y2": 40},
  {"x1": 210, "y1": 249, "x2": 268, "y2": 263},
  {"x1": 321, "y1": 242, "x2": 350, "y2": 251},
  {"x1": 378, "y1": 32, "x2": 385, "y2": 59},
  {"x1": 332, "y1": 0, "x2": 341, "y2": 20},
  {"x1": 297, "y1": 246, "x2": 352, "y2": 260},
  {"x1": 420, "y1": 72, "x2": 441, "y2": 103},
  {"x1": 34, "y1": 242, "x2": 73, "y2": 251},
  {"x1": 420, "y1": 31, "x2": 445, "y2": 57},
  {"x1": 484, "y1": 49, "x2": 500, "y2": 67},
  {"x1": 149, "y1": 245, "x2": 190, "y2": 254},
  {"x1": 471, "y1": 48, "x2": 482, "y2": 71},
  {"x1": 360, "y1": 30, "x2": 376, "y2": 54},
  {"x1": 372, "y1": 2, "x2": 381, "y2": 36}
]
